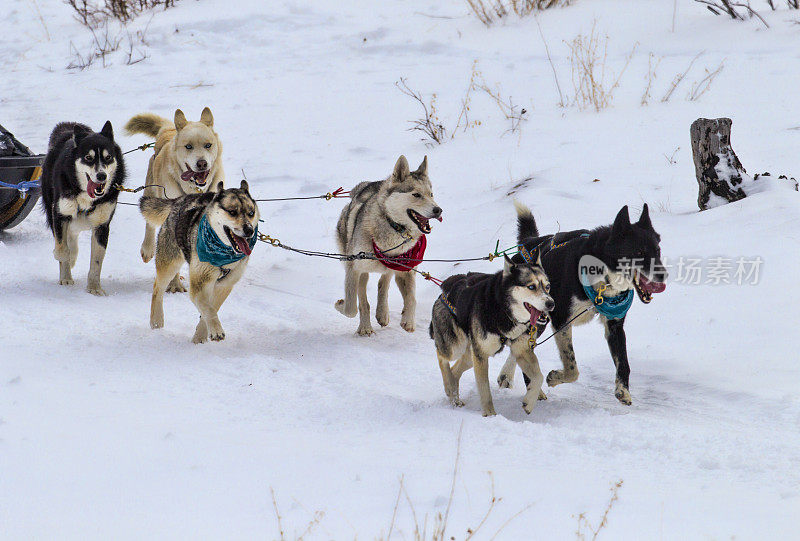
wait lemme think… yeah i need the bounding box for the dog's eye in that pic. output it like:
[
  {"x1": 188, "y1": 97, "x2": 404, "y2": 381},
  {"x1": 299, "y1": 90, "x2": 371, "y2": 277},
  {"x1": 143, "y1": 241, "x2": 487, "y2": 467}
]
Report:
[
  {"x1": 247, "y1": 210, "x2": 255, "y2": 217},
  {"x1": 204, "y1": 143, "x2": 212, "y2": 149},
  {"x1": 544, "y1": 284, "x2": 550, "y2": 293},
  {"x1": 527, "y1": 284, "x2": 538, "y2": 291},
  {"x1": 227, "y1": 209, "x2": 238, "y2": 217},
  {"x1": 85, "y1": 155, "x2": 93, "y2": 162},
  {"x1": 185, "y1": 144, "x2": 193, "y2": 150},
  {"x1": 413, "y1": 193, "x2": 421, "y2": 198}
]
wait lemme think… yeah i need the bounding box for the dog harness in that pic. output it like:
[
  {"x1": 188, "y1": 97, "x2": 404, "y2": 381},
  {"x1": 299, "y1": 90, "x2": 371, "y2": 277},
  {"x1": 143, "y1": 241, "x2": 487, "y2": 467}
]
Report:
[
  {"x1": 196, "y1": 214, "x2": 257, "y2": 268},
  {"x1": 372, "y1": 235, "x2": 427, "y2": 271}
]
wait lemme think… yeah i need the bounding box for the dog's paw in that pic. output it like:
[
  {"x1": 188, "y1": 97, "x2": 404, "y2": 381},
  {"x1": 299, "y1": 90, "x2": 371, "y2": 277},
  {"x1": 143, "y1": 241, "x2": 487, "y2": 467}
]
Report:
[
  {"x1": 166, "y1": 280, "x2": 187, "y2": 293},
  {"x1": 498, "y1": 373, "x2": 512, "y2": 389},
  {"x1": 209, "y1": 330, "x2": 225, "y2": 342},
  {"x1": 522, "y1": 400, "x2": 534, "y2": 414},
  {"x1": 150, "y1": 316, "x2": 164, "y2": 329},
  {"x1": 191, "y1": 333, "x2": 207, "y2": 344},
  {"x1": 141, "y1": 244, "x2": 154, "y2": 263},
  {"x1": 87, "y1": 286, "x2": 107, "y2": 297},
  {"x1": 538, "y1": 389, "x2": 548, "y2": 401},
  {"x1": 356, "y1": 325, "x2": 375, "y2": 337},
  {"x1": 546, "y1": 370, "x2": 563, "y2": 387},
  {"x1": 482, "y1": 405, "x2": 497, "y2": 417},
  {"x1": 450, "y1": 397, "x2": 465, "y2": 408},
  {"x1": 59, "y1": 278, "x2": 74, "y2": 286},
  {"x1": 335, "y1": 299, "x2": 357, "y2": 318},
  {"x1": 400, "y1": 319, "x2": 415, "y2": 333},
  {"x1": 615, "y1": 386, "x2": 632, "y2": 406}
]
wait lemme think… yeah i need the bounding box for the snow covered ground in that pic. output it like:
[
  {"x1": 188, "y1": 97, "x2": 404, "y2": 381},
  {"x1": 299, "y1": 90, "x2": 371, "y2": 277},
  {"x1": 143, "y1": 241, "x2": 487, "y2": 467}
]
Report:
[{"x1": 2, "y1": 0, "x2": 800, "y2": 538}]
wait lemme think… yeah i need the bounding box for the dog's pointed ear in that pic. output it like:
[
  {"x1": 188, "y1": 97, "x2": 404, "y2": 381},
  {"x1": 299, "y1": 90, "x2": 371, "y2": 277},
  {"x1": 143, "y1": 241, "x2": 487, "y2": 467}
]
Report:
[
  {"x1": 637, "y1": 203, "x2": 652, "y2": 229},
  {"x1": 503, "y1": 254, "x2": 514, "y2": 276},
  {"x1": 535, "y1": 248, "x2": 543, "y2": 267},
  {"x1": 213, "y1": 182, "x2": 224, "y2": 199},
  {"x1": 100, "y1": 120, "x2": 114, "y2": 141},
  {"x1": 73, "y1": 124, "x2": 91, "y2": 145},
  {"x1": 611, "y1": 205, "x2": 631, "y2": 236},
  {"x1": 240, "y1": 179, "x2": 249, "y2": 193},
  {"x1": 174, "y1": 109, "x2": 188, "y2": 131},
  {"x1": 415, "y1": 155, "x2": 428, "y2": 176},
  {"x1": 392, "y1": 155, "x2": 410, "y2": 182},
  {"x1": 200, "y1": 107, "x2": 214, "y2": 128}
]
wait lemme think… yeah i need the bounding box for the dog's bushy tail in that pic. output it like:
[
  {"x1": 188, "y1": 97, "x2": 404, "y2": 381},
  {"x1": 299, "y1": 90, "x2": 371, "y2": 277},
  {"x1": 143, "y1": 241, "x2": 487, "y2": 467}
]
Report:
[
  {"x1": 124, "y1": 113, "x2": 171, "y2": 138},
  {"x1": 139, "y1": 196, "x2": 173, "y2": 227},
  {"x1": 514, "y1": 201, "x2": 538, "y2": 243}
]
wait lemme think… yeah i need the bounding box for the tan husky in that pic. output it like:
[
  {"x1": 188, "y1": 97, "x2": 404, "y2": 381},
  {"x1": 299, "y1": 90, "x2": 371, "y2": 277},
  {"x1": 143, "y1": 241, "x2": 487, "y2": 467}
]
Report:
[{"x1": 125, "y1": 107, "x2": 225, "y2": 292}]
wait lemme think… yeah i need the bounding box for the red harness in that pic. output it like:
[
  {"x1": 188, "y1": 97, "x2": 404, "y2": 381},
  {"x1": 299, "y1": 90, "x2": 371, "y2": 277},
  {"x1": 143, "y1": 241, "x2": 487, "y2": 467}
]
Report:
[{"x1": 372, "y1": 235, "x2": 427, "y2": 271}]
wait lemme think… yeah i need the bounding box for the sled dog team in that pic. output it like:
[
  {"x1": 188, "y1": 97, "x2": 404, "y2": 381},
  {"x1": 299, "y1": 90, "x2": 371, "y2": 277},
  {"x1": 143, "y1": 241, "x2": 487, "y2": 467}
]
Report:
[{"x1": 39, "y1": 109, "x2": 668, "y2": 416}]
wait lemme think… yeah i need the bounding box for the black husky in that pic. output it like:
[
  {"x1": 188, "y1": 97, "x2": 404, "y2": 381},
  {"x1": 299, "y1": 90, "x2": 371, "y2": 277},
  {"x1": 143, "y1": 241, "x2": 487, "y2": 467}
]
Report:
[
  {"x1": 430, "y1": 255, "x2": 554, "y2": 416},
  {"x1": 41, "y1": 121, "x2": 126, "y2": 295},
  {"x1": 498, "y1": 202, "x2": 667, "y2": 405}
]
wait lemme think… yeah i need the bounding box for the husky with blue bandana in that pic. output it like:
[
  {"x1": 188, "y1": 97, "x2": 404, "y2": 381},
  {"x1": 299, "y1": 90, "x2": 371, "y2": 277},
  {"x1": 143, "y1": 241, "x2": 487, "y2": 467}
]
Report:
[{"x1": 139, "y1": 181, "x2": 259, "y2": 343}]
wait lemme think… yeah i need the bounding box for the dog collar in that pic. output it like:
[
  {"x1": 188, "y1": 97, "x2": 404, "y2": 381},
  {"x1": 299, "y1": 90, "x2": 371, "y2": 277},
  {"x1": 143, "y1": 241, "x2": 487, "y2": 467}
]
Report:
[
  {"x1": 196, "y1": 214, "x2": 257, "y2": 268},
  {"x1": 582, "y1": 281, "x2": 633, "y2": 320},
  {"x1": 386, "y1": 216, "x2": 406, "y2": 234}
]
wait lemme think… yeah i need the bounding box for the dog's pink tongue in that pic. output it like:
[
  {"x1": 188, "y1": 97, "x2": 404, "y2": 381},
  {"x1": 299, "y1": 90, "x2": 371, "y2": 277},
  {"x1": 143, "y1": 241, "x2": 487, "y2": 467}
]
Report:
[
  {"x1": 87, "y1": 179, "x2": 99, "y2": 198},
  {"x1": 640, "y1": 274, "x2": 666, "y2": 293},
  {"x1": 232, "y1": 234, "x2": 252, "y2": 256},
  {"x1": 180, "y1": 170, "x2": 195, "y2": 182},
  {"x1": 527, "y1": 305, "x2": 540, "y2": 326}
]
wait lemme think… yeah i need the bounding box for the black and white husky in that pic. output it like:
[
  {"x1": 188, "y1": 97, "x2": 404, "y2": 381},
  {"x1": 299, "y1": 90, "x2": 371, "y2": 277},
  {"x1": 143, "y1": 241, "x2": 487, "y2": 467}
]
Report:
[
  {"x1": 40, "y1": 121, "x2": 126, "y2": 295},
  {"x1": 498, "y1": 202, "x2": 668, "y2": 405},
  {"x1": 335, "y1": 155, "x2": 442, "y2": 336},
  {"x1": 429, "y1": 254, "x2": 555, "y2": 417}
]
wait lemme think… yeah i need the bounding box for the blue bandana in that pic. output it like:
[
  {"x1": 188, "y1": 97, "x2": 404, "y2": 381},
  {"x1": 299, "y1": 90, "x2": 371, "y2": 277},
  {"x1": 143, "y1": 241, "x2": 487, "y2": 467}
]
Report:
[
  {"x1": 196, "y1": 214, "x2": 257, "y2": 267},
  {"x1": 582, "y1": 282, "x2": 634, "y2": 320}
]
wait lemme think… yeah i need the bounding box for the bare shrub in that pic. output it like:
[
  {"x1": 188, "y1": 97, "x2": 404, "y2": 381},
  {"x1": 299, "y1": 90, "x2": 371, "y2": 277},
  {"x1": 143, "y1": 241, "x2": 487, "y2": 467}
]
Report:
[
  {"x1": 65, "y1": 0, "x2": 176, "y2": 28},
  {"x1": 465, "y1": 0, "x2": 572, "y2": 26},
  {"x1": 396, "y1": 78, "x2": 448, "y2": 145},
  {"x1": 695, "y1": 0, "x2": 770, "y2": 27},
  {"x1": 67, "y1": 17, "x2": 152, "y2": 70},
  {"x1": 397, "y1": 62, "x2": 527, "y2": 145},
  {"x1": 567, "y1": 23, "x2": 637, "y2": 111}
]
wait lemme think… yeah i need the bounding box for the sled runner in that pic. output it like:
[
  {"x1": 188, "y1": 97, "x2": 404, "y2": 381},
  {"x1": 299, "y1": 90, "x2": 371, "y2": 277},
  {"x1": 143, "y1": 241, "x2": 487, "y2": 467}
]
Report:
[{"x1": 0, "y1": 124, "x2": 43, "y2": 231}]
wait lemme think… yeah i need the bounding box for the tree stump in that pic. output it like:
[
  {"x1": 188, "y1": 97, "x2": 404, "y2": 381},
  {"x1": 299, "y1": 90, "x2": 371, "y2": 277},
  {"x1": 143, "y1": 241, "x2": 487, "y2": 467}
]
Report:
[{"x1": 690, "y1": 117, "x2": 749, "y2": 210}]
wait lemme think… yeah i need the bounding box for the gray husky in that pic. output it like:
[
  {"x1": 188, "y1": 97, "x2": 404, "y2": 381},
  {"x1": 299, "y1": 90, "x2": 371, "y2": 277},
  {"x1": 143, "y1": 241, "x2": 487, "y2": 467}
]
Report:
[
  {"x1": 335, "y1": 155, "x2": 442, "y2": 336},
  {"x1": 430, "y1": 253, "x2": 554, "y2": 417},
  {"x1": 139, "y1": 181, "x2": 259, "y2": 343}
]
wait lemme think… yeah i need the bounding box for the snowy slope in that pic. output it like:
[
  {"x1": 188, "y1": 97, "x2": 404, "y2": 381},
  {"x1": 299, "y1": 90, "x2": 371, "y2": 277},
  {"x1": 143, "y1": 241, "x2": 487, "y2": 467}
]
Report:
[{"x1": 2, "y1": 0, "x2": 800, "y2": 539}]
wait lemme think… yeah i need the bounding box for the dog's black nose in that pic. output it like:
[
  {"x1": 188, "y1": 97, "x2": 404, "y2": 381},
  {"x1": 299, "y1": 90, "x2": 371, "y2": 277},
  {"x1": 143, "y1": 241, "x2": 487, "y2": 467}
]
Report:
[
  {"x1": 545, "y1": 299, "x2": 555, "y2": 311},
  {"x1": 96, "y1": 172, "x2": 107, "y2": 182},
  {"x1": 196, "y1": 159, "x2": 208, "y2": 171},
  {"x1": 242, "y1": 223, "x2": 254, "y2": 237},
  {"x1": 432, "y1": 206, "x2": 442, "y2": 217}
]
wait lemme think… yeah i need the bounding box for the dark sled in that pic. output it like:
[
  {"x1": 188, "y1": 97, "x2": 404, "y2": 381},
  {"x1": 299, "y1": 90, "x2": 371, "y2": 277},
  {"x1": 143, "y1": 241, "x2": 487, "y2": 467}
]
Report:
[{"x1": 0, "y1": 124, "x2": 43, "y2": 231}]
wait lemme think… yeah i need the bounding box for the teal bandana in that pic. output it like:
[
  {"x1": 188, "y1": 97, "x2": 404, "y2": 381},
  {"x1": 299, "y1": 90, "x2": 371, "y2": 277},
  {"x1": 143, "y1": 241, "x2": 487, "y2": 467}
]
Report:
[
  {"x1": 196, "y1": 214, "x2": 257, "y2": 267},
  {"x1": 582, "y1": 281, "x2": 634, "y2": 320}
]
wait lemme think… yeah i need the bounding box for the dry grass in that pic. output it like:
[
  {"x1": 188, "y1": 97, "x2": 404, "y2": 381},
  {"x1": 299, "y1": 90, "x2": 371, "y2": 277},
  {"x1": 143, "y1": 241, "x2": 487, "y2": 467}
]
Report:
[
  {"x1": 575, "y1": 480, "x2": 624, "y2": 541},
  {"x1": 465, "y1": 0, "x2": 572, "y2": 26},
  {"x1": 567, "y1": 23, "x2": 637, "y2": 111}
]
